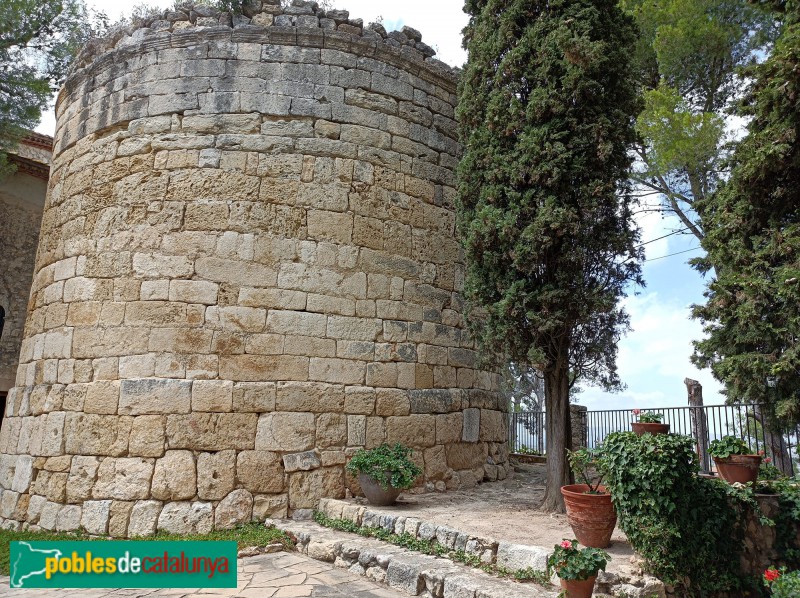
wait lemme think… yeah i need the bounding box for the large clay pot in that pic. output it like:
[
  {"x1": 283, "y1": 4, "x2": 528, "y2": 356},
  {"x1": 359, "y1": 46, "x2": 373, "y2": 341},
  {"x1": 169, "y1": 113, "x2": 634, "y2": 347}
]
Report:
[
  {"x1": 631, "y1": 422, "x2": 670, "y2": 436},
  {"x1": 561, "y1": 484, "x2": 617, "y2": 548},
  {"x1": 358, "y1": 473, "x2": 402, "y2": 506},
  {"x1": 559, "y1": 575, "x2": 597, "y2": 598},
  {"x1": 714, "y1": 455, "x2": 762, "y2": 484}
]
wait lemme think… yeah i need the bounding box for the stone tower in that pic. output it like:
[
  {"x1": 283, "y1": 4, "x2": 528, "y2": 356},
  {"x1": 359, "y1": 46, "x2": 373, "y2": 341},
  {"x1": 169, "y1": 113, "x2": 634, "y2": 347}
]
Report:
[{"x1": 0, "y1": 0, "x2": 509, "y2": 537}]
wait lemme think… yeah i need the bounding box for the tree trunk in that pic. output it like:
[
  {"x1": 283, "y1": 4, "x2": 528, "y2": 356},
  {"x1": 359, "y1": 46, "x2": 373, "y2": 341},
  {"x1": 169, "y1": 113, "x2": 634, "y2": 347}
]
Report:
[
  {"x1": 541, "y1": 363, "x2": 572, "y2": 513},
  {"x1": 685, "y1": 378, "x2": 711, "y2": 472},
  {"x1": 753, "y1": 404, "x2": 793, "y2": 476}
]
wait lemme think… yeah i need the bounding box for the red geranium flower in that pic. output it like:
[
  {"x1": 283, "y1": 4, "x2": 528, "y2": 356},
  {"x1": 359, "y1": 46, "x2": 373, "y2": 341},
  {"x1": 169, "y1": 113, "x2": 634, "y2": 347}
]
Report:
[
  {"x1": 560, "y1": 540, "x2": 572, "y2": 549},
  {"x1": 764, "y1": 567, "x2": 780, "y2": 582},
  {"x1": 632, "y1": 409, "x2": 641, "y2": 416},
  {"x1": 764, "y1": 457, "x2": 772, "y2": 464}
]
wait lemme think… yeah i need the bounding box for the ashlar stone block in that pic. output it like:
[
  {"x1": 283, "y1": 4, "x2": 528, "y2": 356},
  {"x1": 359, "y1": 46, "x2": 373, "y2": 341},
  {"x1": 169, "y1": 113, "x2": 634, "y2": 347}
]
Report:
[
  {"x1": 151, "y1": 450, "x2": 196, "y2": 501},
  {"x1": 197, "y1": 450, "x2": 236, "y2": 500}
]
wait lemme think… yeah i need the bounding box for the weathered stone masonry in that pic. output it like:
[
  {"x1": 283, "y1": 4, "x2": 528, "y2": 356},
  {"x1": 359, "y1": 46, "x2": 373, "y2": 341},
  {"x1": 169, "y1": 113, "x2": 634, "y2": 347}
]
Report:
[
  {"x1": 0, "y1": 0, "x2": 509, "y2": 537},
  {"x1": 0, "y1": 135, "x2": 52, "y2": 397}
]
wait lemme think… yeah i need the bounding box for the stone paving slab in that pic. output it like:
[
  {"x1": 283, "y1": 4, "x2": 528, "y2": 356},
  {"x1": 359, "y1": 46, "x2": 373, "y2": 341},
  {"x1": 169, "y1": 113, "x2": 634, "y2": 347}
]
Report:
[{"x1": 0, "y1": 552, "x2": 408, "y2": 598}]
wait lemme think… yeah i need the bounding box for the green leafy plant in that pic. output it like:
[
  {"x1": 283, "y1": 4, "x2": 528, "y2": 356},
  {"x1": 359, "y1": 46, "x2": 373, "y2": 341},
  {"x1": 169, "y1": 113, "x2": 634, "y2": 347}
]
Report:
[
  {"x1": 764, "y1": 567, "x2": 800, "y2": 597},
  {"x1": 547, "y1": 539, "x2": 608, "y2": 581},
  {"x1": 345, "y1": 443, "x2": 422, "y2": 490},
  {"x1": 601, "y1": 431, "x2": 758, "y2": 594},
  {"x1": 759, "y1": 455, "x2": 785, "y2": 482},
  {"x1": 709, "y1": 436, "x2": 753, "y2": 459},
  {"x1": 633, "y1": 409, "x2": 663, "y2": 423},
  {"x1": 568, "y1": 448, "x2": 606, "y2": 494}
]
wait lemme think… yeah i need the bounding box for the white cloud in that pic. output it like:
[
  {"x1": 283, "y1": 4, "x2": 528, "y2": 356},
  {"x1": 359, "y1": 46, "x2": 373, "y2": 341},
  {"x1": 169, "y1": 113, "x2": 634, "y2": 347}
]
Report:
[{"x1": 578, "y1": 292, "x2": 724, "y2": 411}]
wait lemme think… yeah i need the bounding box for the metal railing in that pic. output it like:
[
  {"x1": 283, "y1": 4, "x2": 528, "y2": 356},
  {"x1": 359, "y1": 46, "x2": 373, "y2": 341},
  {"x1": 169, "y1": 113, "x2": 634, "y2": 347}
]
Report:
[{"x1": 509, "y1": 403, "x2": 800, "y2": 475}]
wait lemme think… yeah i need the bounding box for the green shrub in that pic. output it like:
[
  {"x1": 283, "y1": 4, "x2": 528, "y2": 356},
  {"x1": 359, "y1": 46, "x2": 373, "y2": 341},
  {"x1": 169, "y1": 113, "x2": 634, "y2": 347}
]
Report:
[
  {"x1": 345, "y1": 443, "x2": 422, "y2": 490},
  {"x1": 601, "y1": 431, "x2": 756, "y2": 595}
]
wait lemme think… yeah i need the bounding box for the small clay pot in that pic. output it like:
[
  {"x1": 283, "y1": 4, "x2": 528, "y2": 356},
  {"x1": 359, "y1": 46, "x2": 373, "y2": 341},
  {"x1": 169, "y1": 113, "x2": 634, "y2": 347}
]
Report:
[
  {"x1": 714, "y1": 455, "x2": 762, "y2": 484},
  {"x1": 631, "y1": 422, "x2": 670, "y2": 436},
  {"x1": 358, "y1": 473, "x2": 402, "y2": 506},
  {"x1": 561, "y1": 484, "x2": 617, "y2": 548},
  {"x1": 559, "y1": 574, "x2": 598, "y2": 598}
]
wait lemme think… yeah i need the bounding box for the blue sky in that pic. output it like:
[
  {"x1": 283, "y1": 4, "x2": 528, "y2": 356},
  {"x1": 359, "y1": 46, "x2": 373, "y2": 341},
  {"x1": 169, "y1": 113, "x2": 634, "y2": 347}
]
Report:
[{"x1": 36, "y1": 0, "x2": 726, "y2": 411}]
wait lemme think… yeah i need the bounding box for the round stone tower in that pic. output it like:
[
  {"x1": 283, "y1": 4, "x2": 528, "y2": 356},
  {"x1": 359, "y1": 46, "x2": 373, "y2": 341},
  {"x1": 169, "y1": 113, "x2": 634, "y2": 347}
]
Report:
[{"x1": 0, "y1": 0, "x2": 509, "y2": 536}]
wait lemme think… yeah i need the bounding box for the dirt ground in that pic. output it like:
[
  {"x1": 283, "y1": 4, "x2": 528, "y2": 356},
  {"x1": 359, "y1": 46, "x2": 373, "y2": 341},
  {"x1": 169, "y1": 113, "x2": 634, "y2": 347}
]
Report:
[{"x1": 352, "y1": 461, "x2": 638, "y2": 574}]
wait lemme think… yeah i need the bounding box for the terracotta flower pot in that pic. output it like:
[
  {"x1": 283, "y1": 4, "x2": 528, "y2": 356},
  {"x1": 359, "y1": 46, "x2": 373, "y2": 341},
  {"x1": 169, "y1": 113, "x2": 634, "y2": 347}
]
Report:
[
  {"x1": 358, "y1": 473, "x2": 402, "y2": 506},
  {"x1": 561, "y1": 484, "x2": 617, "y2": 548},
  {"x1": 631, "y1": 422, "x2": 670, "y2": 436},
  {"x1": 559, "y1": 575, "x2": 597, "y2": 598},
  {"x1": 714, "y1": 455, "x2": 762, "y2": 484}
]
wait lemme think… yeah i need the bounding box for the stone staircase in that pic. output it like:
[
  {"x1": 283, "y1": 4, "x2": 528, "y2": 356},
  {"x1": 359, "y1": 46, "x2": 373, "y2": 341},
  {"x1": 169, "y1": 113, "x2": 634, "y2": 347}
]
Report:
[
  {"x1": 270, "y1": 498, "x2": 667, "y2": 598},
  {"x1": 272, "y1": 518, "x2": 558, "y2": 598}
]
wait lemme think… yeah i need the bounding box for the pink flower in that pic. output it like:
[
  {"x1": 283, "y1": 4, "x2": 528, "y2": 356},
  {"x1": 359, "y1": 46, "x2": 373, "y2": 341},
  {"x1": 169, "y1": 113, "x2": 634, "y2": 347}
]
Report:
[
  {"x1": 560, "y1": 540, "x2": 572, "y2": 549},
  {"x1": 764, "y1": 457, "x2": 772, "y2": 464},
  {"x1": 759, "y1": 449, "x2": 765, "y2": 456},
  {"x1": 632, "y1": 409, "x2": 641, "y2": 416}
]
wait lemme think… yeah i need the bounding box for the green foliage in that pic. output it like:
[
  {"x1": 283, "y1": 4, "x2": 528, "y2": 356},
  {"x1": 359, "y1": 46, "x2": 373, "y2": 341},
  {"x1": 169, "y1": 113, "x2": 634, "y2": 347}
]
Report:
[
  {"x1": 767, "y1": 479, "x2": 800, "y2": 568},
  {"x1": 636, "y1": 410, "x2": 663, "y2": 423},
  {"x1": 458, "y1": 0, "x2": 643, "y2": 508},
  {"x1": 345, "y1": 443, "x2": 422, "y2": 490},
  {"x1": 567, "y1": 449, "x2": 605, "y2": 493},
  {"x1": 764, "y1": 567, "x2": 800, "y2": 597},
  {"x1": 759, "y1": 458, "x2": 785, "y2": 481},
  {"x1": 692, "y1": 2, "x2": 800, "y2": 423},
  {"x1": 547, "y1": 540, "x2": 608, "y2": 581},
  {"x1": 708, "y1": 435, "x2": 753, "y2": 459},
  {"x1": 0, "y1": 523, "x2": 292, "y2": 576},
  {"x1": 622, "y1": 0, "x2": 776, "y2": 240},
  {"x1": 0, "y1": 0, "x2": 106, "y2": 174},
  {"x1": 601, "y1": 431, "x2": 756, "y2": 594}
]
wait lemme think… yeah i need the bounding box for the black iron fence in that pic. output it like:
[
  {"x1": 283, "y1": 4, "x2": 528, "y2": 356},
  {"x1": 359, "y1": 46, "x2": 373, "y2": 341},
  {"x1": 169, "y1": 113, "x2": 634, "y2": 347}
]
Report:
[{"x1": 509, "y1": 403, "x2": 800, "y2": 475}]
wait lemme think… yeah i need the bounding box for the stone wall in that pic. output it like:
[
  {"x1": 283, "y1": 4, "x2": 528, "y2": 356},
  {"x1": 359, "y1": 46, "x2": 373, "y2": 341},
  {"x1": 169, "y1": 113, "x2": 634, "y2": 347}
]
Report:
[
  {"x1": 0, "y1": 0, "x2": 509, "y2": 537},
  {"x1": 0, "y1": 135, "x2": 52, "y2": 394}
]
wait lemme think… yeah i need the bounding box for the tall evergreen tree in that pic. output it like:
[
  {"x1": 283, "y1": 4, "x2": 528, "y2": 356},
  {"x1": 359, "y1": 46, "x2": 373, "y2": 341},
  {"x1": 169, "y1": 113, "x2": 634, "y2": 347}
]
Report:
[
  {"x1": 693, "y1": 0, "x2": 800, "y2": 424},
  {"x1": 457, "y1": 0, "x2": 642, "y2": 511}
]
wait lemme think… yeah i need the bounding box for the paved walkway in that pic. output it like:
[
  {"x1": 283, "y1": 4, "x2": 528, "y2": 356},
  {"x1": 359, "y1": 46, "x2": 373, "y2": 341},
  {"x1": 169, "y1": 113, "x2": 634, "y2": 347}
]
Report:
[{"x1": 0, "y1": 552, "x2": 404, "y2": 598}]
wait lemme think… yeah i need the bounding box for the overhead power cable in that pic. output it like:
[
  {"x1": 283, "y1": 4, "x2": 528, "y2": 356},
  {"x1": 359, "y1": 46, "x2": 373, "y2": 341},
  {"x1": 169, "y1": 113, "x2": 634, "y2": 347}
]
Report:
[
  {"x1": 635, "y1": 226, "x2": 692, "y2": 248},
  {"x1": 644, "y1": 246, "x2": 702, "y2": 262}
]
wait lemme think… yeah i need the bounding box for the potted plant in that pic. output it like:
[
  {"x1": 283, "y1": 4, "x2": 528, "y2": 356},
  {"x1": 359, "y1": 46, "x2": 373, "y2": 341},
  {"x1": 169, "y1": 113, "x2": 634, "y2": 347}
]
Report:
[
  {"x1": 631, "y1": 409, "x2": 670, "y2": 435},
  {"x1": 709, "y1": 435, "x2": 762, "y2": 484},
  {"x1": 345, "y1": 443, "x2": 422, "y2": 506},
  {"x1": 560, "y1": 448, "x2": 617, "y2": 548},
  {"x1": 548, "y1": 539, "x2": 609, "y2": 598},
  {"x1": 764, "y1": 567, "x2": 800, "y2": 597}
]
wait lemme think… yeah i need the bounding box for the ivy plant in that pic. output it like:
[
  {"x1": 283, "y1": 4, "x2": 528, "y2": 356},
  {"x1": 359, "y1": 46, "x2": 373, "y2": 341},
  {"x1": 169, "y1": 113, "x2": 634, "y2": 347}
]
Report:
[
  {"x1": 601, "y1": 431, "x2": 755, "y2": 594},
  {"x1": 345, "y1": 444, "x2": 422, "y2": 490}
]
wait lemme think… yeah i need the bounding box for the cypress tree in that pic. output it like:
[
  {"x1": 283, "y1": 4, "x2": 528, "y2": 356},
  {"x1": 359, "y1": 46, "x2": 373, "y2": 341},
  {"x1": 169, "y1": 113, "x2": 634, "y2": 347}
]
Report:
[
  {"x1": 693, "y1": 0, "x2": 800, "y2": 424},
  {"x1": 457, "y1": 0, "x2": 642, "y2": 511}
]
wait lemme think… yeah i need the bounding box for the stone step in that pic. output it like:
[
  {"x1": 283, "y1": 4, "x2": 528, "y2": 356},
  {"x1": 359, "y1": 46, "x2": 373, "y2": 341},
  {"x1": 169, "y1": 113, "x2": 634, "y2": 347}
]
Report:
[
  {"x1": 271, "y1": 518, "x2": 559, "y2": 598},
  {"x1": 313, "y1": 498, "x2": 666, "y2": 598}
]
